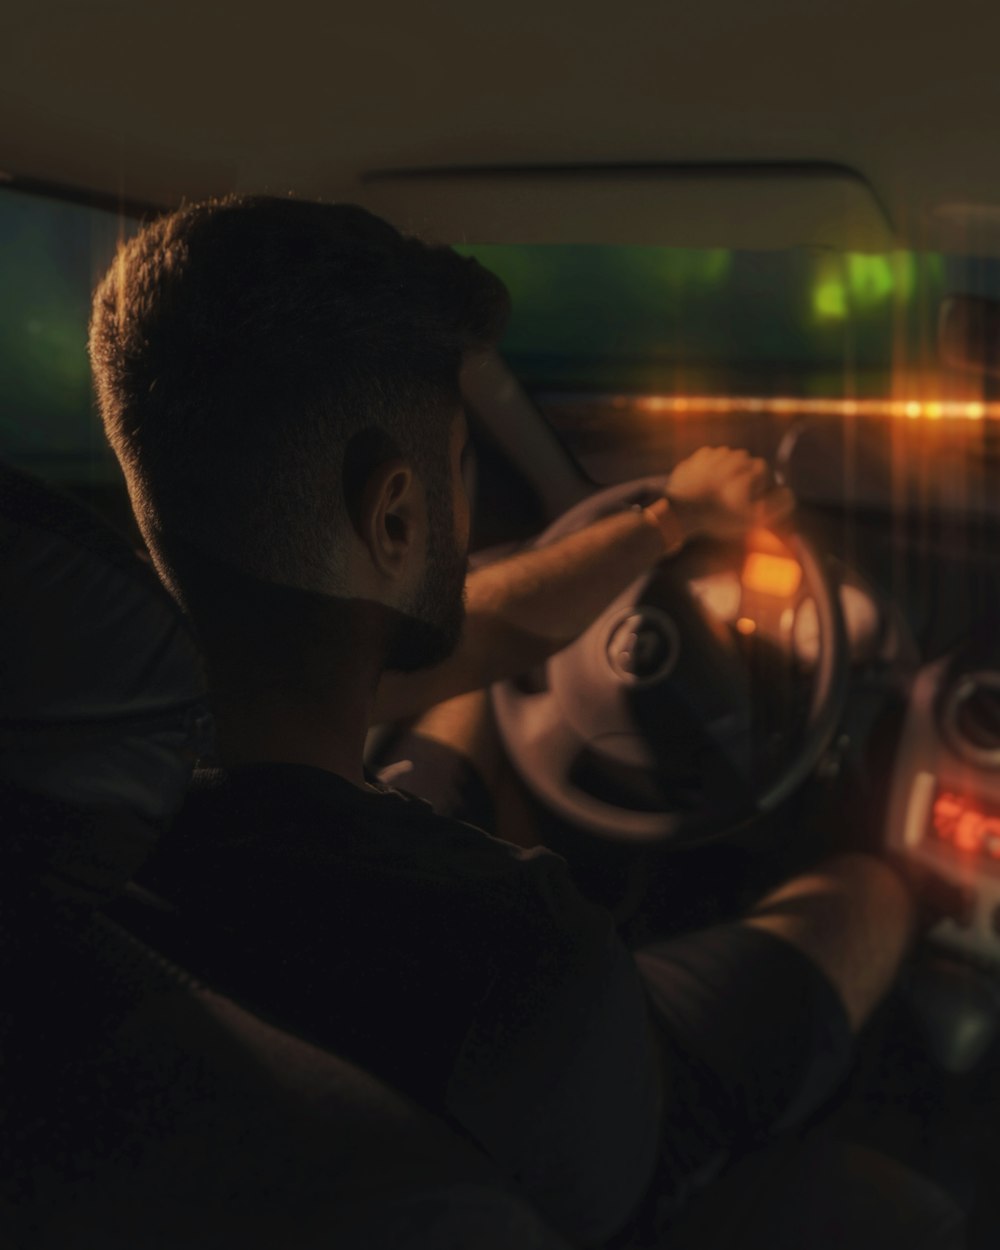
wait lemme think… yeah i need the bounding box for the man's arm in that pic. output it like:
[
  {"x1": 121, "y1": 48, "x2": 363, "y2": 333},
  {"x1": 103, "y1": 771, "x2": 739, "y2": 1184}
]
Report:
[
  {"x1": 374, "y1": 447, "x2": 793, "y2": 723},
  {"x1": 743, "y1": 852, "x2": 917, "y2": 1033},
  {"x1": 633, "y1": 853, "x2": 917, "y2": 1178}
]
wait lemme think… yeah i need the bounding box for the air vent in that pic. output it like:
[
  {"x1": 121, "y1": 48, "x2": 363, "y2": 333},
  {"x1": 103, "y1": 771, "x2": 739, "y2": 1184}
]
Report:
[{"x1": 943, "y1": 671, "x2": 1000, "y2": 768}]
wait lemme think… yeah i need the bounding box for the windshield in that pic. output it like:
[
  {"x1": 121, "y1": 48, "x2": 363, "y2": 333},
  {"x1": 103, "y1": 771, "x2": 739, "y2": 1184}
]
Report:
[
  {"x1": 460, "y1": 243, "x2": 1000, "y2": 505},
  {"x1": 3, "y1": 197, "x2": 997, "y2": 514}
]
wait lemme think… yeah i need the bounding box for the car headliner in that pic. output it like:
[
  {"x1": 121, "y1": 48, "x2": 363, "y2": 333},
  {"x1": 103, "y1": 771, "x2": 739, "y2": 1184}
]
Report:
[{"x1": 2, "y1": 0, "x2": 999, "y2": 253}]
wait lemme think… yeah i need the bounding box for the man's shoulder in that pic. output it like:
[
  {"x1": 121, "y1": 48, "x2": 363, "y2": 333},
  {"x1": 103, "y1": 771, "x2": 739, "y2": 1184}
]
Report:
[
  {"x1": 177, "y1": 760, "x2": 523, "y2": 862},
  {"x1": 163, "y1": 762, "x2": 604, "y2": 936}
]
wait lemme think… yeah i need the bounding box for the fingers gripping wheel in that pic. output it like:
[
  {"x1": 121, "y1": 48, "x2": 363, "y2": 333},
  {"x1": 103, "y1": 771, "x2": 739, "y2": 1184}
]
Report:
[{"x1": 491, "y1": 476, "x2": 849, "y2": 844}]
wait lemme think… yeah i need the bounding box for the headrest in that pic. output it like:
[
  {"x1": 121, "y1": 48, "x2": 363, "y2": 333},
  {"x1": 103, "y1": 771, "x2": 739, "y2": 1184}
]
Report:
[{"x1": 0, "y1": 462, "x2": 213, "y2": 906}]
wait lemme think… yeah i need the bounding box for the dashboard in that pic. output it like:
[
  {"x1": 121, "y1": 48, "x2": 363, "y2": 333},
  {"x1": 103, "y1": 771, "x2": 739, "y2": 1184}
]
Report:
[{"x1": 585, "y1": 526, "x2": 1000, "y2": 971}]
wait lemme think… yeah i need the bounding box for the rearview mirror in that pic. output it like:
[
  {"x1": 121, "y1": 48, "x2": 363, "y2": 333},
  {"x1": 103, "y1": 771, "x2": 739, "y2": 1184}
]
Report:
[{"x1": 939, "y1": 294, "x2": 1000, "y2": 377}]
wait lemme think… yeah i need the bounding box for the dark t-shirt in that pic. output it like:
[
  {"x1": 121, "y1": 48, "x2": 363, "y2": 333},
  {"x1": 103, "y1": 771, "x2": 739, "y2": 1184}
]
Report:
[
  {"x1": 137, "y1": 764, "x2": 661, "y2": 1243},
  {"x1": 135, "y1": 763, "x2": 851, "y2": 1245}
]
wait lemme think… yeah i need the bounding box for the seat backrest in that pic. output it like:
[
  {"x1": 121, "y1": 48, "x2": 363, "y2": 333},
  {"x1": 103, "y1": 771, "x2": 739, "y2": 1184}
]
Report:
[
  {"x1": 0, "y1": 463, "x2": 564, "y2": 1250},
  {"x1": 4, "y1": 887, "x2": 558, "y2": 1249}
]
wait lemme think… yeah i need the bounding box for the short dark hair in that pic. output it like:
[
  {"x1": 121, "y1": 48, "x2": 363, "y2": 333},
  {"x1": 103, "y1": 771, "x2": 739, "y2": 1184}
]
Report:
[{"x1": 90, "y1": 195, "x2": 508, "y2": 600}]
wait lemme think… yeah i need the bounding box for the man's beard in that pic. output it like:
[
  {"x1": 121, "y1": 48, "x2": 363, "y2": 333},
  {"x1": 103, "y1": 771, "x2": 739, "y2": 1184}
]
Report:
[{"x1": 383, "y1": 500, "x2": 467, "y2": 674}]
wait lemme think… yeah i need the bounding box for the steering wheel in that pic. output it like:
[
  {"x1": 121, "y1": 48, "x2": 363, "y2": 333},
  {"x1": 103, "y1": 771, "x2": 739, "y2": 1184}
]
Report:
[{"x1": 491, "y1": 475, "x2": 849, "y2": 844}]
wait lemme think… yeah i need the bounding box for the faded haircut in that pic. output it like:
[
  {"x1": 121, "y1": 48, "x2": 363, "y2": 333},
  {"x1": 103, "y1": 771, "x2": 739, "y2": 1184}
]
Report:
[{"x1": 89, "y1": 195, "x2": 509, "y2": 602}]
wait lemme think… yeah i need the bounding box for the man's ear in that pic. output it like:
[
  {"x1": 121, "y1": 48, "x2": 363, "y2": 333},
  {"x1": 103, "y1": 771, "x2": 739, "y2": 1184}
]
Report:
[{"x1": 358, "y1": 458, "x2": 422, "y2": 582}]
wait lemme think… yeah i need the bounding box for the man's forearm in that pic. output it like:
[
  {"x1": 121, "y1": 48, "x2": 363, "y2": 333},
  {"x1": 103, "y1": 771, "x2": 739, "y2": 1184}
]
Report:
[
  {"x1": 373, "y1": 506, "x2": 670, "y2": 723},
  {"x1": 464, "y1": 504, "x2": 677, "y2": 649}
]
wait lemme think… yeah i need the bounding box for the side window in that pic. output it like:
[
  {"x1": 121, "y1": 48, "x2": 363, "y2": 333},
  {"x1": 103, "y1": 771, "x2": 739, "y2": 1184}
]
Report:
[{"x1": 0, "y1": 187, "x2": 139, "y2": 527}]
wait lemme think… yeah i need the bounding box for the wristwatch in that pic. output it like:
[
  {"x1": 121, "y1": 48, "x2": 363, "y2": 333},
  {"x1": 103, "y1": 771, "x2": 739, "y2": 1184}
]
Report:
[{"x1": 641, "y1": 496, "x2": 687, "y2": 558}]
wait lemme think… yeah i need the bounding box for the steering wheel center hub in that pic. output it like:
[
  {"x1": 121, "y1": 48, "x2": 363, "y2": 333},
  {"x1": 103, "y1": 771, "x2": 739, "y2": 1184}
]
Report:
[{"x1": 606, "y1": 608, "x2": 680, "y2": 686}]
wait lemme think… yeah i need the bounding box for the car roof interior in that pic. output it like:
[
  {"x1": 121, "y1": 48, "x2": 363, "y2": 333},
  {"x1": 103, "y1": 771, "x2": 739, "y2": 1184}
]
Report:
[{"x1": 3, "y1": 0, "x2": 1000, "y2": 255}]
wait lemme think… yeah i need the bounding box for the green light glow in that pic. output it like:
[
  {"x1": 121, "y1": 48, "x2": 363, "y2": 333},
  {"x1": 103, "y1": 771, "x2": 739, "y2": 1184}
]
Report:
[
  {"x1": 811, "y1": 251, "x2": 936, "y2": 321},
  {"x1": 847, "y1": 254, "x2": 895, "y2": 305},
  {"x1": 814, "y1": 276, "x2": 848, "y2": 320}
]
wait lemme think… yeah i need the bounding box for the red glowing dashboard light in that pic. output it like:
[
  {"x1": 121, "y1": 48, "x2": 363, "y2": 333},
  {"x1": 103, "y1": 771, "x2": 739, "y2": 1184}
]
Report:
[{"x1": 932, "y1": 791, "x2": 1000, "y2": 858}]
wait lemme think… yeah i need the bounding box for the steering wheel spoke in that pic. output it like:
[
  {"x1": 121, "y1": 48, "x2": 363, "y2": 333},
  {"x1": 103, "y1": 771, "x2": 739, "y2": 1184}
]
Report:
[{"x1": 495, "y1": 682, "x2": 586, "y2": 786}]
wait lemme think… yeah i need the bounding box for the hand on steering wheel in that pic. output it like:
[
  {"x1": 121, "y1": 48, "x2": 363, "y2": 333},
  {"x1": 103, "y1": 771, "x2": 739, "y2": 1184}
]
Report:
[{"x1": 664, "y1": 446, "x2": 796, "y2": 543}]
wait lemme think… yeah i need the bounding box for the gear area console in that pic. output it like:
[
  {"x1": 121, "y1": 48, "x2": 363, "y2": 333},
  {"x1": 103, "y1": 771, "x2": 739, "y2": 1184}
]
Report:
[
  {"x1": 886, "y1": 647, "x2": 1000, "y2": 1073},
  {"x1": 888, "y1": 652, "x2": 1000, "y2": 967}
]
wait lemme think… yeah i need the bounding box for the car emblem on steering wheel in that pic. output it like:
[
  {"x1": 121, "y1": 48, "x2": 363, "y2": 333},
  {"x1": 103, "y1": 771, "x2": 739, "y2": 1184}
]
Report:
[{"x1": 606, "y1": 608, "x2": 681, "y2": 686}]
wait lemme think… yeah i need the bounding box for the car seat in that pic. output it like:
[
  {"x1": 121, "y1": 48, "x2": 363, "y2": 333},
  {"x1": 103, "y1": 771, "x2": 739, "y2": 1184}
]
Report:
[{"x1": 0, "y1": 461, "x2": 564, "y2": 1250}]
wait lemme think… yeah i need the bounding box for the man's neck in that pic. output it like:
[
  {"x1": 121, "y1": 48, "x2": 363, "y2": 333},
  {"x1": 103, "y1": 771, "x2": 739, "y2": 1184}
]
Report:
[
  {"x1": 211, "y1": 660, "x2": 383, "y2": 791},
  {"x1": 215, "y1": 705, "x2": 370, "y2": 788},
  {"x1": 189, "y1": 589, "x2": 401, "y2": 789}
]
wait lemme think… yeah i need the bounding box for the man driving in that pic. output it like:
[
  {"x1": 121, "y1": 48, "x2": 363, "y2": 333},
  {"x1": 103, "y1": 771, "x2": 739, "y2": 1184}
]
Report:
[{"x1": 90, "y1": 196, "x2": 941, "y2": 1247}]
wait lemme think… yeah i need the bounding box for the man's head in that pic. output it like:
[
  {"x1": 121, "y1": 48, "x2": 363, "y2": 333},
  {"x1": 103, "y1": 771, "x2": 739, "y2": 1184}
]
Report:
[{"x1": 89, "y1": 196, "x2": 508, "y2": 684}]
